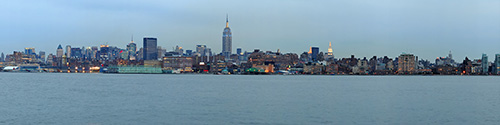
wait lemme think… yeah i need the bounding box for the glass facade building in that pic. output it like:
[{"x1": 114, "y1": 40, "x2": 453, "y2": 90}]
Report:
[{"x1": 143, "y1": 37, "x2": 158, "y2": 60}]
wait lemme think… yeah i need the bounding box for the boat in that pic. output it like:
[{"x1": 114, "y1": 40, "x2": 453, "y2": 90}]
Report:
[{"x1": 2, "y1": 66, "x2": 19, "y2": 72}]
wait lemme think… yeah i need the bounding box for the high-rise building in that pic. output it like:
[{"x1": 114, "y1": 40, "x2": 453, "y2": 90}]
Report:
[
  {"x1": 143, "y1": 37, "x2": 158, "y2": 60},
  {"x1": 83, "y1": 47, "x2": 91, "y2": 60},
  {"x1": 71, "y1": 48, "x2": 82, "y2": 58},
  {"x1": 435, "y1": 51, "x2": 455, "y2": 66},
  {"x1": 39, "y1": 51, "x2": 45, "y2": 62},
  {"x1": 326, "y1": 42, "x2": 334, "y2": 60},
  {"x1": 137, "y1": 48, "x2": 143, "y2": 60},
  {"x1": 100, "y1": 45, "x2": 110, "y2": 60},
  {"x1": 127, "y1": 37, "x2": 137, "y2": 60},
  {"x1": 482, "y1": 53, "x2": 488, "y2": 74},
  {"x1": 236, "y1": 48, "x2": 242, "y2": 56},
  {"x1": 46, "y1": 54, "x2": 54, "y2": 64},
  {"x1": 222, "y1": 14, "x2": 232, "y2": 59},
  {"x1": 398, "y1": 53, "x2": 416, "y2": 74},
  {"x1": 56, "y1": 44, "x2": 63, "y2": 58},
  {"x1": 0, "y1": 52, "x2": 4, "y2": 62},
  {"x1": 65, "y1": 45, "x2": 72, "y2": 58},
  {"x1": 175, "y1": 45, "x2": 183, "y2": 55},
  {"x1": 196, "y1": 45, "x2": 207, "y2": 56},
  {"x1": 328, "y1": 42, "x2": 333, "y2": 56},
  {"x1": 81, "y1": 46, "x2": 86, "y2": 58},
  {"x1": 309, "y1": 47, "x2": 319, "y2": 62},
  {"x1": 157, "y1": 46, "x2": 166, "y2": 59},
  {"x1": 494, "y1": 54, "x2": 500, "y2": 74},
  {"x1": 88, "y1": 46, "x2": 96, "y2": 59},
  {"x1": 25, "y1": 48, "x2": 35, "y2": 55},
  {"x1": 185, "y1": 50, "x2": 193, "y2": 56},
  {"x1": 119, "y1": 49, "x2": 128, "y2": 60},
  {"x1": 448, "y1": 51, "x2": 453, "y2": 60},
  {"x1": 206, "y1": 48, "x2": 212, "y2": 57}
]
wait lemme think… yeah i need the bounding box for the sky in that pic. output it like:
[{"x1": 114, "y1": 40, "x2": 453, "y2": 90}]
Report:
[{"x1": 1, "y1": 0, "x2": 499, "y2": 60}]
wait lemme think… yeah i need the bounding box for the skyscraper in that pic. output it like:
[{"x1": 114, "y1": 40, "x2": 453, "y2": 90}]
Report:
[
  {"x1": 185, "y1": 50, "x2": 193, "y2": 56},
  {"x1": 66, "y1": 45, "x2": 71, "y2": 58},
  {"x1": 326, "y1": 42, "x2": 334, "y2": 60},
  {"x1": 91, "y1": 46, "x2": 98, "y2": 59},
  {"x1": 39, "y1": 51, "x2": 45, "y2": 62},
  {"x1": 56, "y1": 44, "x2": 63, "y2": 58},
  {"x1": 71, "y1": 48, "x2": 82, "y2": 58},
  {"x1": 222, "y1": 14, "x2": 232, "y2": 59},
  {"x1": 309, "y1": 47, "x2": 319, "y2": 62},
  {"x1": 494, "y1": 54, "x2": 500, "y2": 74},
  {"x1": 328, "y1": 42, "x2": 333, "y2": 56},
  {"x1": 311, "y1": 47, "x2": 319, "y2": 62},
  {"x1": 482, "y1": 53, "x2": 488, "y2": 74},
  {"x1": 236, "y1": 48, "x2": 242, "y2": 55},
  {"x1": 25, "y1": 48, "x2": 35, "y2": 55},
  {"x1": 157, "y1": 46, "x2": 165, "y2": 59},
  {"x1": 143, "y1": 37, "x2": 158, "y2": 60},
  {"x1": 100, "y1": 45, "x2": 110, "y2": 60},
  {"x1": 448, "y1": 51, "x2": 453, "y2": 60},
  {"x1": 196, "y1": 45, "x2": 207, "y2": 56},
  {"x1": 127, "y1": 36, "x2": 137, "y2": 60},
  {"x1": 175, "y1": 45, "x2": 183, "y2": 55},
  {"x1": 0, "y1": 52, "x2": 4, "y2": 62},
  {"x1": 84, "y1": 47, "x2": 91, "y2": 60}
]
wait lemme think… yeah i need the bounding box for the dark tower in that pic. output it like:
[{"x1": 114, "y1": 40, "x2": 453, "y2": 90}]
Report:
[{"x1": 143, "y1": 37, "x2": 158, "y2": 60}]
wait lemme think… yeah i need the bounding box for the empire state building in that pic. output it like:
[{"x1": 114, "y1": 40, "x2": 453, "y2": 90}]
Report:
[{"x1": 222, "y1": 14, "x2": 232, "y2": 59}]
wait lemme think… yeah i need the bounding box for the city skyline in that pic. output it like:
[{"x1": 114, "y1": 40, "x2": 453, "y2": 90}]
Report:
[{"x1": 1, "y1": 0, "x2": 499, "y2": 60}]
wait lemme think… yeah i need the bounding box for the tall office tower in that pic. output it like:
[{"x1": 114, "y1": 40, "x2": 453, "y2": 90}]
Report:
[
  {"x1": 185, "y1": 50, "x2": 193, "y2": 56},
  {"x1": 309, "y1": 47, "x2": 319, "y2": 62},
  {"x1": 25, "y1": 48, "x2": 35, "y2": 55},
  {"x1": 222, "y1": 14, "x2": 232, "y2": 59},
  {"x1": 157, "y1": 46, "x2": 165, "y2": 59},
  {"x1": 39, "y1": 51, "x2": 45, "y2": 62},
  {"x1": 81, "y1": 46, "x2": 86, "y2": 59},
  {"x1": 138, "y1": 48, "x2": 143, "y2": 60},
  {"x1": 494, "y1": 54, "x2": 500, "y2": 74},
  {"x1": 143, "y1": 37, "x2": 158, "y2": 60},
  {"x1": 448, "y1": 51, "x2": 453, "y2": 60},
  {"x1": 175, "y1": 45, "x2": 183, "y2": 55},
  {"x1": 196, "y1": 45, "x2": 206, "y2": 56},
  {"x1": 84, "y1": 47, "x2": 91, "y2": 60},
  {"x1": 127, "y1": 36, "x2": 137, "y2": 60},
  {"x1": 100, "y1": 45, "x2": 110, "y2": 60},
  {"x1": 206, "y1": 48, "x2": 212, "y2": 57},
  {"x1": 398, "y1": 53, "x2": 416, "y2": 74},
  {"x1": 326, "y1": 42, "x2": 334, "y2": 60},
  {"x1": 46, "y1": 54, "x2": 54, "y2": 64},
  {"x1": 71, "y1": 48, "x2": 82, "y2": 59},
  {"x1": 482, "y1": 53, "x2": 488, "y2": 74},
  {"x1": 91, "y1": 46, "x2": 98, "y2": 59},
  {"x1": 1, "y1": 52, "x2": 4, "y2": 62},
  {"x1": 56, "y1": 44, "x2": 63, "y2": 58},
  {"x1": 66, "y1": 45, "x2": 71, "y2": 58},
  {"x1": 236, "y1": 48, "x2": 242, "y2": 55},
  {"x1": 327, "y1": 42, "x2": 333, "y2": 56}
]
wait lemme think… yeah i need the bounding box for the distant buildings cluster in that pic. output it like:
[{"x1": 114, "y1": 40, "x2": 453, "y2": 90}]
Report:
[{"x1": 1, "y1": 16, "x2": 500, "y2": 75}]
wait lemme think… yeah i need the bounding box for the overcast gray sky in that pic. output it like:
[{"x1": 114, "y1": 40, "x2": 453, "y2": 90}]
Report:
[{"x1": 1, "y1": 0, "x2": 499, "y2": 60}]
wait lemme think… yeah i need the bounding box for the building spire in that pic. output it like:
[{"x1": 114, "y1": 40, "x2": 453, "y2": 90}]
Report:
[
  {"x1": 449, "y1": 50, "x2": 452, "y2": 59},
  {"x1": 131, "y1": 35, "x2": 134, "y2": 43},
  {"x1": 328, "y1": 42, "x2": 333, "y2": 56},
  {"x1": 226, "y1": 14, "x2": 229, "y2": 28}
]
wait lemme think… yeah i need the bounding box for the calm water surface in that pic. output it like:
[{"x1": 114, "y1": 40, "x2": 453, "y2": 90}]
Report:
[{"x1": 1, "y1": 73, "x2": 500, "y2": 124}]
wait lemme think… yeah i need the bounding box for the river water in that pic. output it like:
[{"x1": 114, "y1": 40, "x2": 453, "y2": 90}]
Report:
[{"x1": 0, "y1": 73, "x2": 499, "y2": 124}]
